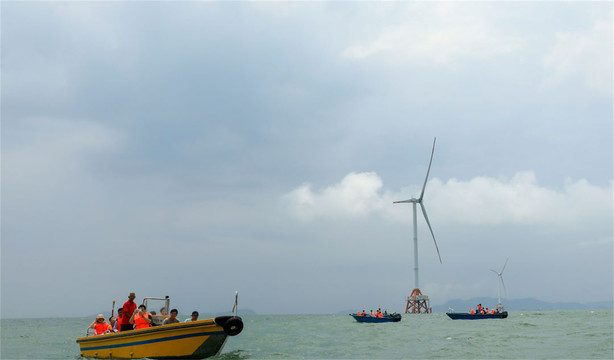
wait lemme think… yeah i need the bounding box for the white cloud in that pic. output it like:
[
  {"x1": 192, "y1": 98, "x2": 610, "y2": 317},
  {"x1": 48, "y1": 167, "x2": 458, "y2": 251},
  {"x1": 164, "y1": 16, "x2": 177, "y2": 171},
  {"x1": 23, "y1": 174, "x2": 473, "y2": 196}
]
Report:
[
  {"x1": 284, "y1": 172, "x2": 386, "y2": 220},
  {"x1": 543, "y1": 20, "x2": 612, "y2": 95},
  {"x1": 285, "y1": 171, "x2": 613, "y2": 230},
  {"x1": 430, "y1": 172, "x2": 612, "y2": 227},
  {"x1": 341, "y1": 3, "x2": 523, "y2": 65}
]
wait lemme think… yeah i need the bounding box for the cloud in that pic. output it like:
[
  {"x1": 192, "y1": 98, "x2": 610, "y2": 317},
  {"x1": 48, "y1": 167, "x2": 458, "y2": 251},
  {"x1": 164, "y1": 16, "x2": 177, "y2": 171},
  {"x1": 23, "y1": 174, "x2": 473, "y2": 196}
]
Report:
[
  {"x1": 429, "y1": 172, "x2": 612, "y2": 227},
  {"x1": 284, "y1": 172, "x2": 386, "y2": 220},
  {"x1": 285, "y1": 171, "x2": 613, "y2": 230},
  {"x1": 341, "y1": 3, "x2": 523, "y2": 65},
  {"x1": 543, "y1": 20, "x2": 612, "y2": 96},
  {"x1": 2, "y1": 1, "x2": 612, "y2": 318},
  {"x1": 3, "y1": 117, "x2": 123, "y2": 192}
]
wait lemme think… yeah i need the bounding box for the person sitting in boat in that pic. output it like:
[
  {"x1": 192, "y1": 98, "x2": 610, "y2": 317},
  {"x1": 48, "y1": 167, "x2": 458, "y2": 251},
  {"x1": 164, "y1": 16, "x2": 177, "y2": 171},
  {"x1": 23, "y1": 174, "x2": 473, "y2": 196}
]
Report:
[
  {"x1": 162, "y1": 309, "x2": 180, "y2": 325},
  {"x1": 90, "y1": 314, "x2": 111, "y2": 335},
  {"x1": 108, "y1": 316, "x2": 118, "y2": 332},
  {"x1": 149, "y1": 311, "x2": 159, "y2": 326},
  {"x1": 370, "y1": 310, "x2": 375, "y2": 317},
  {"x1": 114, "y1": 308, "x2": 123, "y2": 332},
  {"x1": 130, "y1": 305, "x2": 152, "y2": 329},
  {"x1": 185, "y1": 311, "x2": 199, "y2": 322},
  {"x1": 376, "y1": 309, "x2": 383, "y2": 318}
]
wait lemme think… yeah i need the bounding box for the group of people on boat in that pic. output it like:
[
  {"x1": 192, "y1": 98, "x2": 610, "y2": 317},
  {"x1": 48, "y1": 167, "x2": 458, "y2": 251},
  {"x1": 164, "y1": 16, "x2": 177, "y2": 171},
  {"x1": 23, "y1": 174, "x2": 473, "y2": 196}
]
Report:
[
  {"x1": 356, "y1": 308, "x2": 391, "y2": 318},
  {"x1": 89, "y1": 292, "x2": 200, "y2": 335},
  {"x1": 469, "y1": 303, "x2": 504, "y2": 315}
]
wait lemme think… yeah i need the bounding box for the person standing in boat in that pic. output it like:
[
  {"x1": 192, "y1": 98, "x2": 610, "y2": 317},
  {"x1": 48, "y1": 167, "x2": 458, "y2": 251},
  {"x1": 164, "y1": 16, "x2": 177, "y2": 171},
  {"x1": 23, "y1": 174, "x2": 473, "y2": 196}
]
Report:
[
  {"x1": 476, "y1": 304, "x2": 484, "y2": 314},
  {"x1": 130, "y1": 305, "x2": 152, "y2": 329},
  {"x1": 120, "y1": 292, "x2": 137, "y2": 331}
]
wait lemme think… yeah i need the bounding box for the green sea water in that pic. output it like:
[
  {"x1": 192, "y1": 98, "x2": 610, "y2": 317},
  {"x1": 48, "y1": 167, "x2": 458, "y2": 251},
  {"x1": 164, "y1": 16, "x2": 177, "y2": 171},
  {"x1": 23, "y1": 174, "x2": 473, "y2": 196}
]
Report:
[{"x1": 1, "y1": 311, "x2": 612, "y2": 359}]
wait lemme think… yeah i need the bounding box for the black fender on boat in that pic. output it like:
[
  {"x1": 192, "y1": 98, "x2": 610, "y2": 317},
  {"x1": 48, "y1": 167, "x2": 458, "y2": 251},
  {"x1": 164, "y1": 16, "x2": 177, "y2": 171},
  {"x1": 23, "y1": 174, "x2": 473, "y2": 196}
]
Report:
[{"x1": 214, "y1": 316, "x2": 244, "y2": 336}]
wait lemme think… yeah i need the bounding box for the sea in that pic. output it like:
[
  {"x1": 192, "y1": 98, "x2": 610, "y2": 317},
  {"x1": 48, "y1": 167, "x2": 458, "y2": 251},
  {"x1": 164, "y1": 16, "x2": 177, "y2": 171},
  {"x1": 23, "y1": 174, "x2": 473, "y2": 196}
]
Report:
[{"x1": 1, "y1": 311, "x2": 612, "y2": 359}]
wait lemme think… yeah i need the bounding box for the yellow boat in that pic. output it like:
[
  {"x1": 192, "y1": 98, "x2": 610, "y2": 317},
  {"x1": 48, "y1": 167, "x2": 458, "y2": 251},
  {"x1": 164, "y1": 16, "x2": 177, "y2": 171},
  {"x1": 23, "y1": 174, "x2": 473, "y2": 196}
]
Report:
[{"x1": 76, "y1": 296, "x2": 243, "y2": 359}]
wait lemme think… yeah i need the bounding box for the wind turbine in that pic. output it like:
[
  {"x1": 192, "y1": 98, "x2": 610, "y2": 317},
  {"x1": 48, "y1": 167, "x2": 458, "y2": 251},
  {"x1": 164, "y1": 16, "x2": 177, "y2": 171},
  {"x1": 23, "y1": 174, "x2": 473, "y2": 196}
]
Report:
[
  {"x1": 491, "y1": 258, "x2": 508, "y2": 306},
  {"x1": 393, "y1": 137, "x2": 442, "y2": 313}
]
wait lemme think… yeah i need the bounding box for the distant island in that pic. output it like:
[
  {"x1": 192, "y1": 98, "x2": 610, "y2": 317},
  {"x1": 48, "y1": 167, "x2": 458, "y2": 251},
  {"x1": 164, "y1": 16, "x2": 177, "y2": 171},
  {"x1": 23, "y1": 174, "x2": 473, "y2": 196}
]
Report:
[{"x1": 432, "y1": 297, "x2": 613, "y2": 312}]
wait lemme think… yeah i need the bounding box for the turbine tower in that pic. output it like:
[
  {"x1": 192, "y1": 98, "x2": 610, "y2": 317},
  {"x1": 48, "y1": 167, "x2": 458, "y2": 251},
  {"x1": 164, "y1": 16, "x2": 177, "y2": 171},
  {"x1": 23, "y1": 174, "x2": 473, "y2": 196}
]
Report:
[
  {"x1": 394, "y1": 137, "x2": 442, "y2": 314},
  {"x1": 491, "y1": 258, "x2": 508, "y2": 309}
]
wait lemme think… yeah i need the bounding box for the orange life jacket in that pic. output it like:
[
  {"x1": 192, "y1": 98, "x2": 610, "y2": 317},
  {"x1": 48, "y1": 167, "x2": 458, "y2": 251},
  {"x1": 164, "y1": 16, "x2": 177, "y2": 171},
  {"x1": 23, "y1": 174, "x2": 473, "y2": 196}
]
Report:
[
  {"x1": 95, "y1": 322, "x2": 109, "y2": 335},
  {"x1": 470, "y1": 309, "x2": 475, "y2": 314},
  {"x1": 134, "y1": 312, "x2": 151, "y2": 329}
]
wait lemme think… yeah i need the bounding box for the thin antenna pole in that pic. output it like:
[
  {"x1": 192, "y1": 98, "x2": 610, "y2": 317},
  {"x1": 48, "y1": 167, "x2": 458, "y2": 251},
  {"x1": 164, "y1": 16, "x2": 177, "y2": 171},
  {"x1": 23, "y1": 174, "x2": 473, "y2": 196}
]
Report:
[{"x1": 232, "y1": 291, "x2": 238, "y2": 316}]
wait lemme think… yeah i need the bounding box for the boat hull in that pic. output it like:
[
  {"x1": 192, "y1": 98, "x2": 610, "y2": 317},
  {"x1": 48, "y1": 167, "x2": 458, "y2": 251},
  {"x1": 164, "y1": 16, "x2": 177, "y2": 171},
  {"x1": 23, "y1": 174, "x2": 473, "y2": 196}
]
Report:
[
  {"x1": 350, "y1": 314, "x2": 402, "y2": 323},
  {"x1": 76, "y1": 317, "x2": 242, "y2": 359},
  {"x1": 446, "y1": 311, "x2": 508, "y2": 320}
]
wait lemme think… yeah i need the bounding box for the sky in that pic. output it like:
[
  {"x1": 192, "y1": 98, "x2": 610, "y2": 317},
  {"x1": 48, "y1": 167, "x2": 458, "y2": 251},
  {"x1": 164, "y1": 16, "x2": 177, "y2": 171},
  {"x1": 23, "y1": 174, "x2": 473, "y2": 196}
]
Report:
[{"x1": 1, "y1": 2, "x2": 612, "y2": 319}]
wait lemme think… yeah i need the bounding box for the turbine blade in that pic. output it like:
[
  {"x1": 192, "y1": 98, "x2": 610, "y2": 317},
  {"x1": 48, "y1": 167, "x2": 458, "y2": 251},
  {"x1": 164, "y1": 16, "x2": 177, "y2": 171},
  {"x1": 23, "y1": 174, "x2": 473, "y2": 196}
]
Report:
[
  {"x1": 500, "y1": 276, "x2": 507, "y2": 298},
  {"x1": 419, "y1": 137, "x2": 436, "y2": 201},
  {"x1": 490, "y1": 269, "x2": 499, "y2": 275},
  {"x1": 501, "y1": 257, "x2": 509, "y2": 274},
  {"x1": 420, "y1": 202, "x2": 442, "y2": 263},
  {"x1": 393, "y1": 199, "x2": 412, "y2": 204}
]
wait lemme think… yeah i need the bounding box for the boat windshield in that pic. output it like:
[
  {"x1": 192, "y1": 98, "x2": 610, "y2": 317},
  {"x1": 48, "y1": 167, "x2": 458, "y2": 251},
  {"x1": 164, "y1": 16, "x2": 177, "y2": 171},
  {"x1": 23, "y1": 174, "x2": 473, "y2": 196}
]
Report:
[{"x1": 142, "y1": 297, "x2": 171, "y2": 325}]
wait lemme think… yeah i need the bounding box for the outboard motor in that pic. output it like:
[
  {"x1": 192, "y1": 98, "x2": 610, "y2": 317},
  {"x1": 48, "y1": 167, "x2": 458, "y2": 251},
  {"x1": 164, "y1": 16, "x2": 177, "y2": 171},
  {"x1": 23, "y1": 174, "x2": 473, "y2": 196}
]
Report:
[{"x1": 214, "y1": 316, "x2": 244, "y2": 336}]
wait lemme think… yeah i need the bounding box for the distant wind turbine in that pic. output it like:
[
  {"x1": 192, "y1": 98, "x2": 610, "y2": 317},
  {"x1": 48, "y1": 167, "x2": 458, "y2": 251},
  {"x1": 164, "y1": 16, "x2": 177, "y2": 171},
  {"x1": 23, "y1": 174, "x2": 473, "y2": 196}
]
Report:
[
  {"x1": 393, "y1": 137, "x2": 442, "y2": 293},
  {"x1": 491, "y1": 258, "x2": 509, "y2": 305}
]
